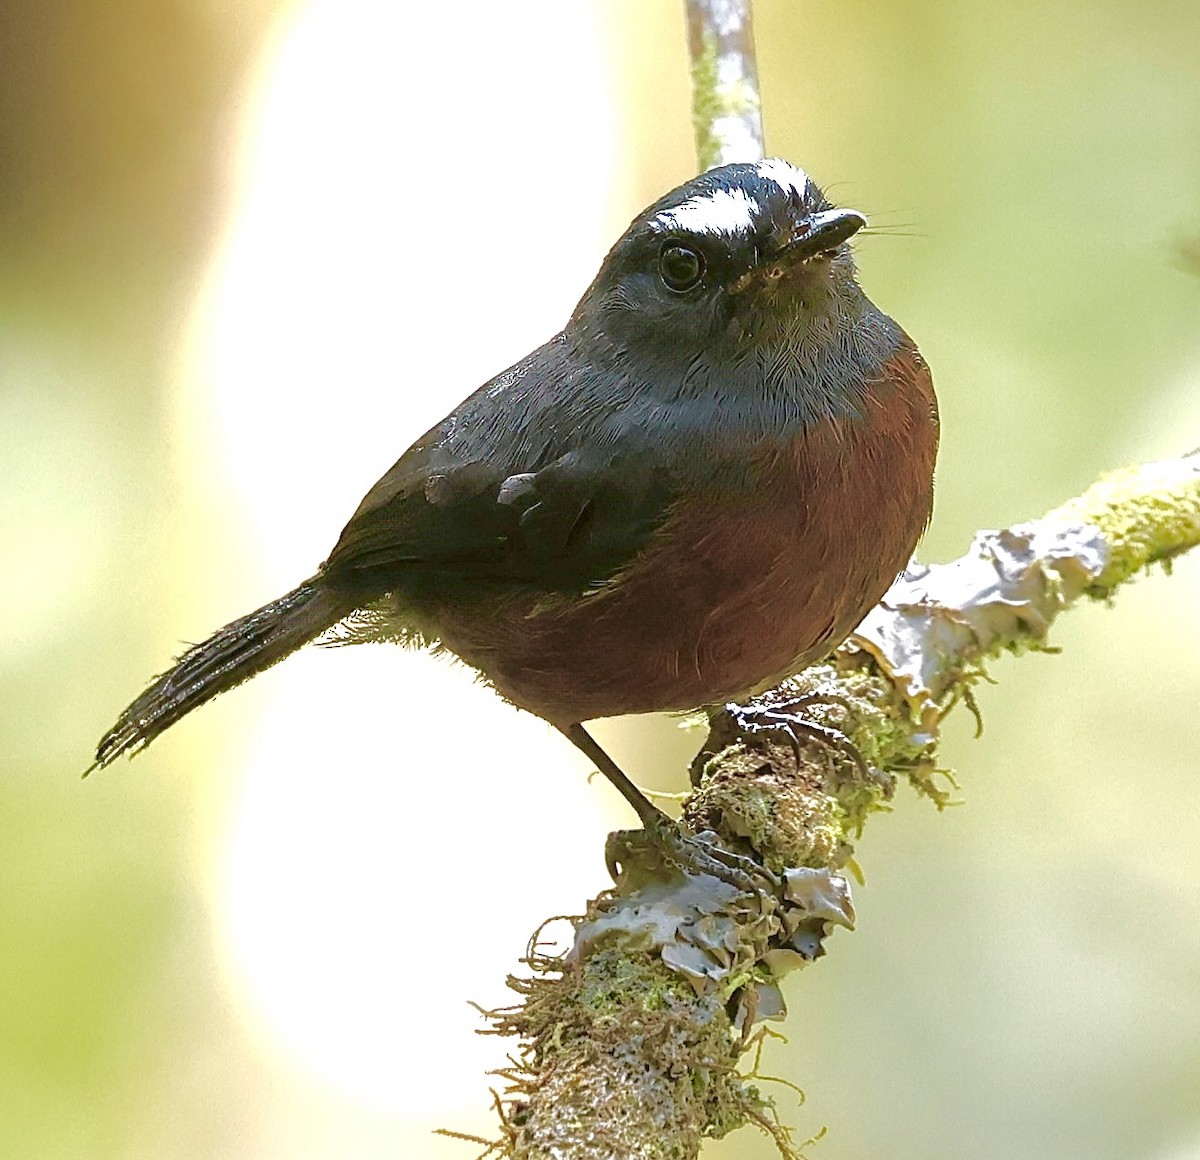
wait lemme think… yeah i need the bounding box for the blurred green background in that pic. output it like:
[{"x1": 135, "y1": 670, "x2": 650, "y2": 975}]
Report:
[{"x1": 2, "y1": 1, "x2": 1198, "y2": 1157}]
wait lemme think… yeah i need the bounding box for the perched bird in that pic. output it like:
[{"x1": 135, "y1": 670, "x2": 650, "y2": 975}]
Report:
[{"x1": 93, "y1": 159, "x2": 939, "y2": 832}]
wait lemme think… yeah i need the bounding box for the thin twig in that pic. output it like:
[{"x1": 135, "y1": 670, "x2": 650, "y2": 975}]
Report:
[{"x1": 684, "y1": 0, "x2": 764, "y2": 167}]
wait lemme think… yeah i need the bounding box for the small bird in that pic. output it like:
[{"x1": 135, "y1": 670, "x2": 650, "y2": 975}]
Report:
[{"x1": 93, "y1": 159, "x2": 938, "y2": 832}]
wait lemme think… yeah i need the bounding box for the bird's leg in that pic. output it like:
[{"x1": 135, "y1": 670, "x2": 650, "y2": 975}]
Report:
[
  {"x1": 560, "y1": 722, "x2": 669, "y2": 829},
  {"x1": 724, "y1": 696, "x2": 870, "y2": 779},
  {"x1": 559, "y1": 723, "x2": 778, "y2": 894}
]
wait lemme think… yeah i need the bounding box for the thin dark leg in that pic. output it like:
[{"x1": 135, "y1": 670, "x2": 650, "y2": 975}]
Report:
[
  {"x1": 559, "y1": 723, "x2": 670, "y2": 829},
  {"x1": 560, "y1": 722, "x2": 779, "y2": 894}
]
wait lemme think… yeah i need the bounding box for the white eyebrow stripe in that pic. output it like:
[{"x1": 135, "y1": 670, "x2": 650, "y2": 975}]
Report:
[
  {"x1": 756, "y1": 158, "x2": 811, "y2": 199},
  {"x1": 653, "y1": 187, "x2": 757, "y2": 237}
]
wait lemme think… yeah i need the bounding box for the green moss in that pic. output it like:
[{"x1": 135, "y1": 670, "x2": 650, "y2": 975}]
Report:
[
  {"x1": 690, "y1": 30, "x2": 761, "y2": 169},
  {"x1": 690, "y1": 33, "x2": 722, "y2": 171},
  {"x1": 490, "y1": 947, "x2": 777, "y2": 1158},
  {"x1": 578, "y1": 949, "x2": 688, "y2": 1017},
  {"x1": 1049, "y1": 457, "x2": 1200, "y2": 596}
]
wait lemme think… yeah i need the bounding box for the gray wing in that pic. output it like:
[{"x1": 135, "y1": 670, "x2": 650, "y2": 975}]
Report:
[{"x1": 320, "y1": 374, "x2": 677, "y2": 594}]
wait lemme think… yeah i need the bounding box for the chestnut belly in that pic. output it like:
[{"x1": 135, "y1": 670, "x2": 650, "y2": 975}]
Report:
[
  {"x1": 422, "y1": 353, "x2": 937, "y2": 726},
  {"x1": 429, "y1": 481, "x2": 926, "y2": 726}
]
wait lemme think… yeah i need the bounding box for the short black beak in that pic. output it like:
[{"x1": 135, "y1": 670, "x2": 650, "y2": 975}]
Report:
[{"x1": 778, "y1": 207, "x2": 868, "y2": 261}]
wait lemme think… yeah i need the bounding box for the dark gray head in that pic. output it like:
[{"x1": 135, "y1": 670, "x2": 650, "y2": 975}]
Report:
[{"x1": 569, "y1": 159, "x2": 870, "y2": 361}]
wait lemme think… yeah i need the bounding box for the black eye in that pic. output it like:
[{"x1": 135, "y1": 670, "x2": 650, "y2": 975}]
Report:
[{"x1": 659, "y1": 244, "x2": 705, "y2": 292}]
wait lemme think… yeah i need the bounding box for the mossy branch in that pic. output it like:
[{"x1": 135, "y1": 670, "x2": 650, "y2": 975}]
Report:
[{"x1": 455, "y1": 451, "x2": 1200, "y2": 1160}]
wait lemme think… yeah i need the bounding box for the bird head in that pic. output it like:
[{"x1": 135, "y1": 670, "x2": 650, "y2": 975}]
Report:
[{"x1": 570, "y1": 159, "x2": 869, "y2": 360}]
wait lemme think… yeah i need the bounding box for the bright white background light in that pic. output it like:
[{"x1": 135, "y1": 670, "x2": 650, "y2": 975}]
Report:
[{"x1": 174, "y1": 0, "x2": 632, "y2": 1142}]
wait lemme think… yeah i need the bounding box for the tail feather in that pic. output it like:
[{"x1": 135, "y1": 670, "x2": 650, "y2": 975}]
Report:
[{"x1": 91, "y1": 578, "x2": 349, "y2": 772}]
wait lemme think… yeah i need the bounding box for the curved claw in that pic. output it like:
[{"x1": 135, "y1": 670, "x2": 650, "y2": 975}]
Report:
[
  {"x1": 725, "y1": 700, "x2": 871, "y2": 780},
  {"x1": 606, "y1": 816, "x2": 779, "y2": 898}
]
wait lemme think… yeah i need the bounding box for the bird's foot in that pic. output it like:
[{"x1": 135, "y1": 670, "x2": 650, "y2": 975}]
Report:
[
  {"x1": 605, "y1": 812, "x2": 780, "y2": 898},
  {"x1": 725, "y1": 697, "x2": 870, "y2": 780},
  {"x1": 559, "y1": 721, "x2": 778, "y2": 898}
]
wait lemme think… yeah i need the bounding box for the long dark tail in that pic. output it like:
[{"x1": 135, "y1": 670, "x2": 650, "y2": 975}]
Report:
[{"x1": 91, "y1": 577, "x2": 350, "y2": 772}]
